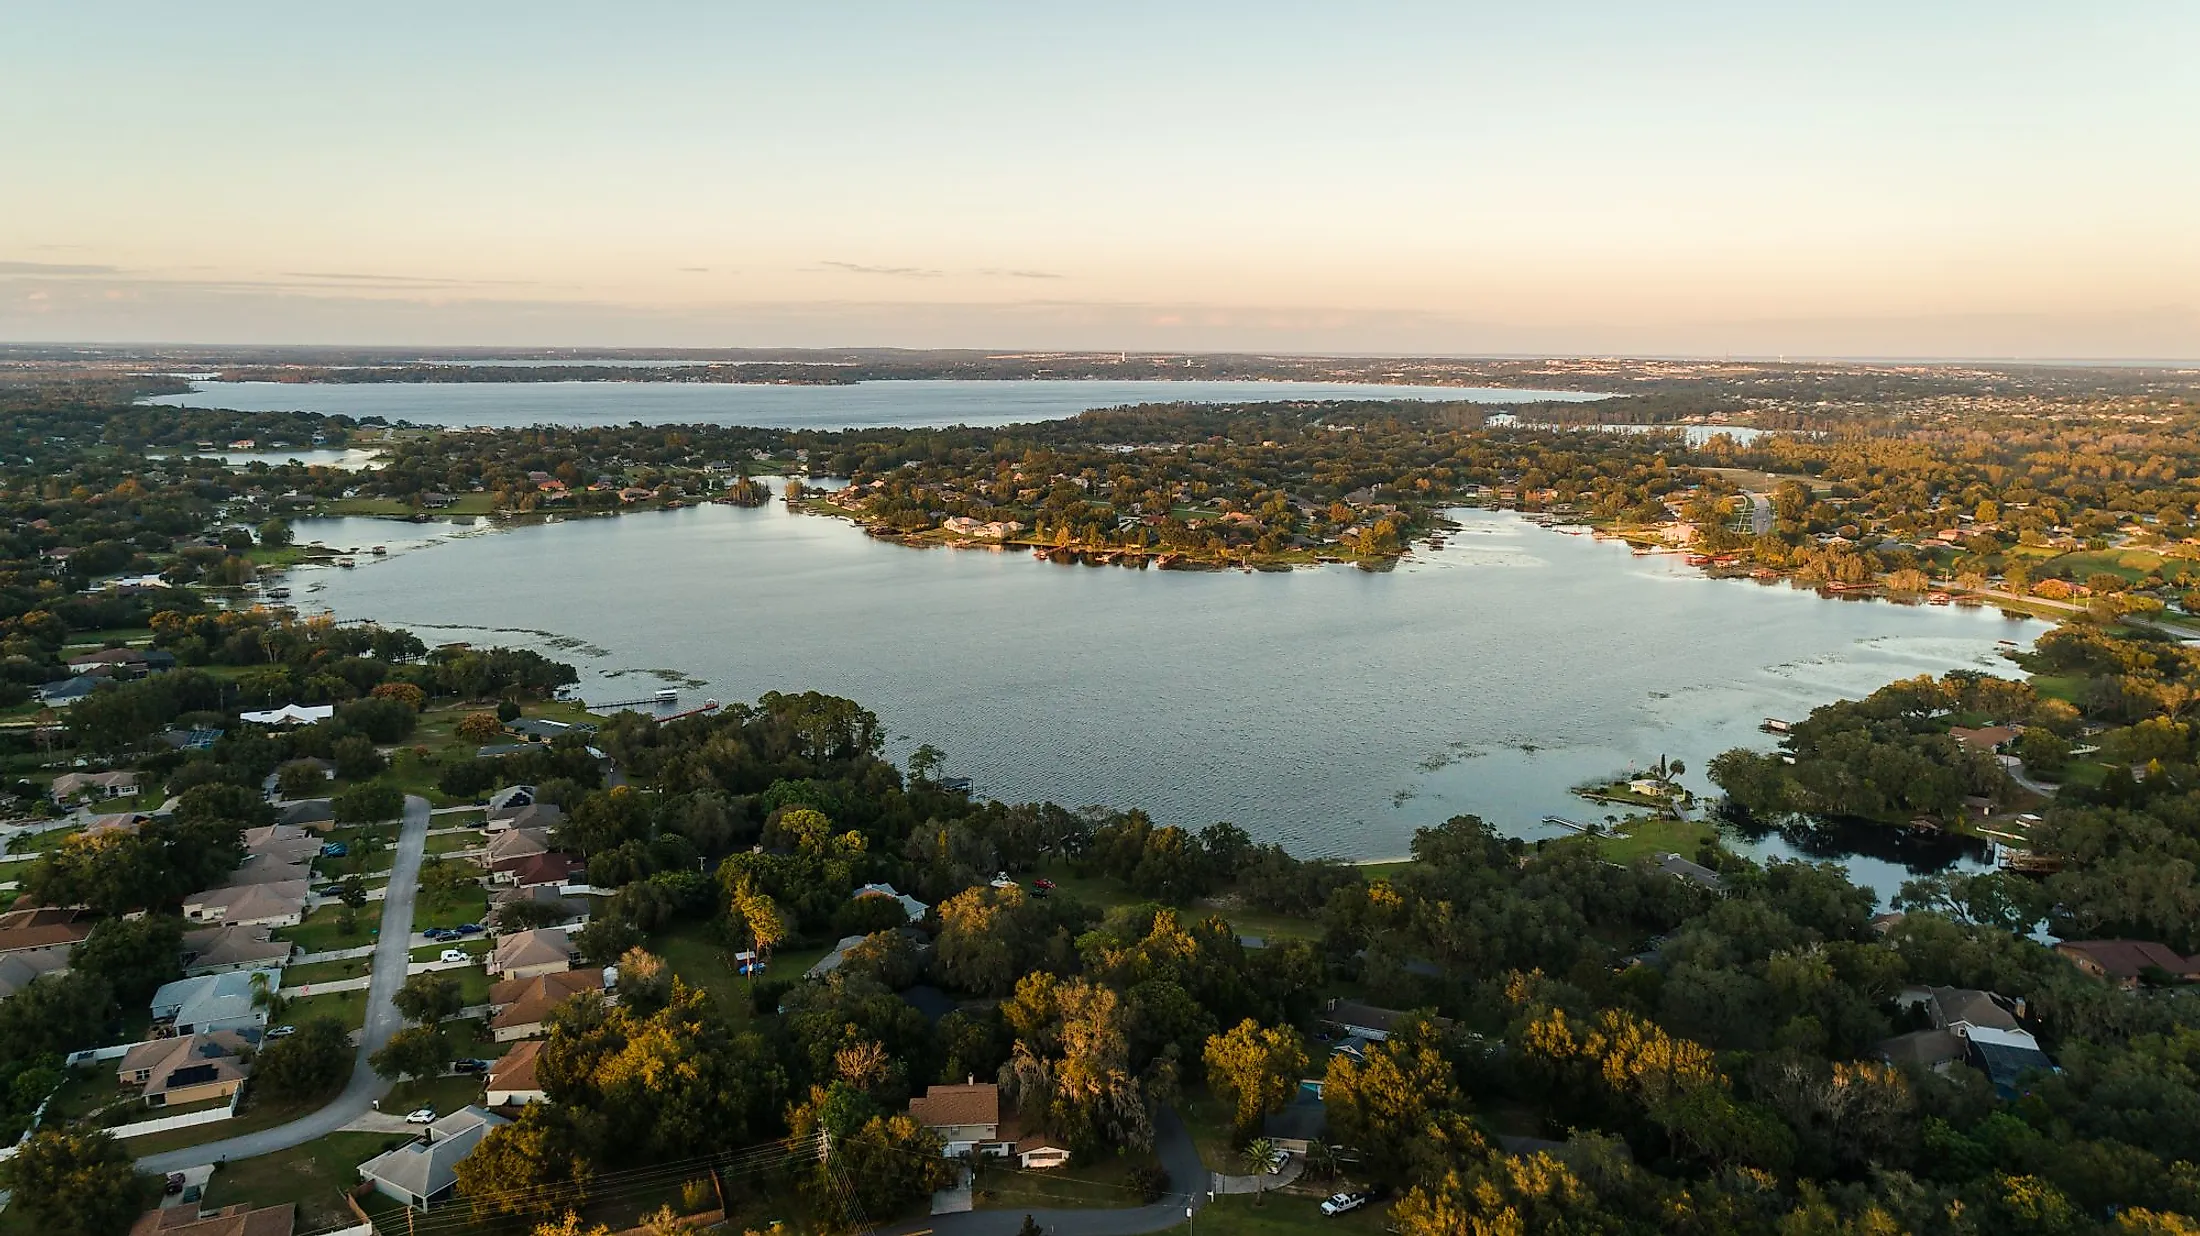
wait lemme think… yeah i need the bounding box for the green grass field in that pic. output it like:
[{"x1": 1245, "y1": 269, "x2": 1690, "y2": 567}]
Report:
[
  {"x1": 201, "y1": 1131, "x2": 394, "y2": 1232},
  {"x1": 1588, "y1": 815, "x2": 1718, "y2": 864},
  {"x1": 277, "y1": 904, "x2": 378, "y2": 955},
  {"x1": 281, "y1": 988, "x2": 370, "y2": 1031}
]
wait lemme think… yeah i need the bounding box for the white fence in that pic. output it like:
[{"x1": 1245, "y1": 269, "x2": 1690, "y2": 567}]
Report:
[
  {"x1": 282, "y1": 974, "x2": 374, "y2": 998},
  {"x1": 109, "y1": 1094, "x2": 241, "y2": 1141},
  {"x1": 66, "y1": 1039, "x2": 158, "y2": 1068}
]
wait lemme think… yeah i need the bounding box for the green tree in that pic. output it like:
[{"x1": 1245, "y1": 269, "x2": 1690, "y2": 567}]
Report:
[
  {"x1": 276, "y1": 759, "x2": 329, "y2": 799},
  {"x1": 253, "y1": 1017, "x2": 351, "y2": 1099},
  {"x1": 394, "y1": 973, "x2": 463, "y2": 1025},
  {"x1": 0, "y1": 1129, "x2": 149, "y2": 1236},
  {"x1": 256, "y1": 518, "x2": 293, "y2": 549},
  {"x1": 371, "y1": 1025, "x2": 452, "y2": 1081},
  {"x1": 457, "y1": 1104, "x2": 596, "y2": 1223},
  {"x1": 70, "y1": 914, "x2": 182, "y2": 1007},
  {"x1": 333, "y1": 783, "x2": 404, "y2": 825},
  {"x1": 1203, "y1": 1019, "x2": 1308, "y2": 1138}
]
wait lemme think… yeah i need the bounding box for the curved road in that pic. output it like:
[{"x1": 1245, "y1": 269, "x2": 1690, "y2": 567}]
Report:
[
  {"x1": 880, "y1": 1107, "x2": 1212, "y2": 1236},
  {"x1": 138, "y1": 794, "x2": 432, "y2": 1174}
]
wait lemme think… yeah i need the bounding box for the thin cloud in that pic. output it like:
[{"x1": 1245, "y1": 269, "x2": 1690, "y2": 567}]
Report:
[
  {"x1": 818, "y1": 260, "x2": 943, "y2": 278},
  {"x1": 0, "y1": 260, "x2": 122, "y2": 275},
  {"x1": 279, "y1": 271, "x2": 536, "y2": 287},
  {"x1": 981, "y1": 268, "x2": 1065, "y2": 280},
  {"x1": 679, "y1": 267, "x2": 711, "y2": 273}
]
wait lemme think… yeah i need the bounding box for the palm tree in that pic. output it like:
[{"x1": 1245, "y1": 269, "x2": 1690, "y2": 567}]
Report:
[
  {"x1": 248, "y1": 970, "x2": 288, "y2": 1022},
  {"x1": 1241, "y1": 1138, "x2": 1282, "y2": 1204}
]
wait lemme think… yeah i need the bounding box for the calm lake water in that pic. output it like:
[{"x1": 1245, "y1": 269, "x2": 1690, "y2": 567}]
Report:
[
  {"x1": 289, "y1": 503, "x2": 2045, "y2": 901},
  {"x1": 147, "y1": 379, "x2": 1604, "y2": 430}
]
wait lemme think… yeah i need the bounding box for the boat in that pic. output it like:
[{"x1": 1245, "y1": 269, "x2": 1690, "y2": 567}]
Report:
[
  {"x1": 370, "y1": 545, "x2": 387, "y2": 556},
  {"x1": 1760, "y1": 718, "x2": 1792, "y2": 734},
  {"x1": 335, "y1": 558, "x2": 356, "y2": 569},
  {"x1": 1928, "y1": 592, "x2": 1951, "y2": 605}
]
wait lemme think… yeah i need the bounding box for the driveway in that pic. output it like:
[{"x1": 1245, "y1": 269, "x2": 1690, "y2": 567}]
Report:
[
  {"x1": 880, "y1": 1106, "x2": 1209, "y2": 1236},
  {"x1": 137, "y1": 794, "x2": 432, "y2": 1174}
]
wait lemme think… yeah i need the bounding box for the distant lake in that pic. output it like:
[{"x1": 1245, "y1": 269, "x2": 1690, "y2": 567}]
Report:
[
  {"x1": 290, "y1": 502, "x2": 2044, "y2": 902},
  {"x1": 145, "y1": 378, "x2": 1605, "y2": 430},
  {"x1": 153, "y1": 448, "x2": 383, "y2": 471}
]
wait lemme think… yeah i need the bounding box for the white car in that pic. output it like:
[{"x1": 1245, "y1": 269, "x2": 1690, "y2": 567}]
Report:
[
  {"x1": 404, "y1": 1108, "x2": 436, "y2": 1124},
  {"x1": 1320, "y1": 1193, "x2": 1369, "y2": 1217},
  {"x1": 438, "y1": 948, "x2": 472, "y2": 964}
]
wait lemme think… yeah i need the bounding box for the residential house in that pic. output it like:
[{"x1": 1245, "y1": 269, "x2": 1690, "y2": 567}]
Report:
[
  {"x1": 276, "y1": 799, "x2": 336, "y2": 830},
  {"x1": 1654, "y1": 852, "x2": 1725, "y2": 891},
  {"x1": 1896, "y1": 986, "x2": 2027, "y2": 1039},
  {"x1": 36, "y1": 676, "x2": 100, "y2": 706},
  {"x1": 489, "y1": 967, "x2": 607, "y2": 1041},
  {"x1": 2056, "y1": 939, "x2": 2200, "y2": 987},
  {"x1": 222, "y1": 855, "x2": 315, "y2": 888},
  {"x1": 851, "y1": 882, "x2": 929, "y2": 922},
  {"x1": 487, "y1": 802, "x2": 563, "y2": 834},
  {"x1": 182, "y1": 924, "x2": 294, "y2": 976},
  {"x1": 488, "y1": 928, "x2": 573, "y2": 979},
  {"x1": 493, "y1": 852, "x2": 580, "y2": 890},
  {"x1": 483, "y1": 827, "x2": 552, "y2": 866},
  {"x1": 240, "y1": 823, "x2": 321, "y2": 867},
  {"x1": 151, "y1": 969, "x2": 281, "y2": 1034},
  {"x1": 50, "y1": 770, "x2": 141, "y2": 802},
  {"x1": 357, "y1": 1106, "x2": 511, "y2": 1211},
  {"x1": 237, "y1": 704, "x2": 335, "y2": 727},
  {"x1": 117, "y1": 1031, "x2": 252, "y2": 1107},
  {"x1": 485, "y1": 785, "x2": 537, "y2": 816},
  {"x1": 507, "y1": 718, "x2": 583, "y2": 741},
  {"x1": 1323, "y1": 999, "x2": 1453, "y2": 1043},
  {"x1": 1964, "y1": 1027, "x2": 2058, "y2": 1098},
  {"x1": 260, "y1": 759, "x2": 334, "y2": 800},
  {"x1": 80, "y1": 811, "x2": 150, "y2": 839},
  {"x1": 183, "y1": 881, "x2": 309, "y2": 929},
  {"x1": 156, "y1": 727, "x2": 224, "y2": 752},
  {"x1": 1949, "y1": 726, "x2": 2021, "y2": 755},
  {"x1": 0, "y1": 947, "x2": 73, "y2": 999},
  {"x1": 487, "y1": 885, "x2": 591, "y2": 930},
  {"x1": 485, "y1": 1039, "x2": 548, "y2": 1106},
  {"x1": 0, "y1": 905, "x2": 92, "y2": 957},
  {"x1": 127, "y1": 1201, "x2": 295, "y2": 1236},
  {"x1": 1262, "y1": 1086, "x2": 1329, "y2": 1155},
  {"x1": 907, "y1": 1082, "x2": 1012, "y2": 1156},
  {"x1": 805, "y1": 934, "x2": 871, "y2": 980}
]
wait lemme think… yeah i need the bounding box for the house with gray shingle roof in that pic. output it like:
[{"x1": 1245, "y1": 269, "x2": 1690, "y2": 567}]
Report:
[{"x1": 357, "y1": 1106, "x2": 509, "y2": 1210}]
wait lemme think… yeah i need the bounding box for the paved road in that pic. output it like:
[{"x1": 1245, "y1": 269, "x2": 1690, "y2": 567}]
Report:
[
  {"x1": 881, "y1": 1106, "x2": 1212, "y2": 1236},
  {"x1": 138, "y1": 794, "x2": 432, "y2": 1173}
]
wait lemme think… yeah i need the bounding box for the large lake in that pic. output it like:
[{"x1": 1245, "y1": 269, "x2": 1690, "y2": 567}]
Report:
[
  {"x1": 288, "y1": 503, "x2": 2045, "y2": 901},
  {"x1": 147, "y1": 378, "x2": 1603, "y2": 430}
]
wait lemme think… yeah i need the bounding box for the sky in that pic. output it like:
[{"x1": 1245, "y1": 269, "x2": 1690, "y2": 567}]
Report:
[{"x1": 3, "y1": 2, "x2": 2196, "y2": 356}]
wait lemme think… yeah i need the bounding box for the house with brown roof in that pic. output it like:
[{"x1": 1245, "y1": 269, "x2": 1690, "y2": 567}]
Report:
[
  {"x1": 907, "y1": 1082, "x2": 1008, "y2": 1156},
  {"x1": 183, "y1": 881, "x2": 309, "y2": 929},
  {"x1": 182, "y1": 924, "x2": 294, "y2": 976},
  {"x1": 483, "y1": 827, "x2": 552, "y2": 866},
  {"x1": 2056, "y1": 939, "x2": 2200, "y2": 988},
  {"x1": 486, "y1": 1039, "x2": 548, "y2": 1106},
  {"x1": 79, "y1": 812, "x2": 150, "y2": 839},
  {"x1": 488, "y1": 928, "x2": 574, "y2": 979},
  {"x1": 0, "y1": 905, "x2": 92, "y2": 958},
  {"x1": 117, "y1": 1031, "x2": 252, "y2": 1107},
  {"x1": 128, "y1": 1201, "x2": 295, "y2": 1236},
  {"x1": 1949, "y1": 725, "x2": 2021, "y2": 755},
  {"x1": 488, "y1": 967, "x2": 606, "y2": 1041},
  {"x1": 493, "y1": 852, "x2": 581, "y2": 890}
]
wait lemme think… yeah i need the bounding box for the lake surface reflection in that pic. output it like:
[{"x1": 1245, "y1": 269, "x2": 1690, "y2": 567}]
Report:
[
  {"x1": 147, "y1": 378, "x2": 1603, "y2": 430},
  {"x1": 292, "y1": 505, "x2": 2042, "y2": 900}
]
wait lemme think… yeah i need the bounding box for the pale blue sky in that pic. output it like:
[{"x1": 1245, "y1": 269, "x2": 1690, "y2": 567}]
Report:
[{"x1": 3, "y1": 3, "x2": 2195, "y2": 354}]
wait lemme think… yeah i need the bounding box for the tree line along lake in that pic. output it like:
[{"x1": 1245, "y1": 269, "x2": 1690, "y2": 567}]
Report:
[{"x1": 287, "y1": 499, "x2": 2045, "y2": 903}]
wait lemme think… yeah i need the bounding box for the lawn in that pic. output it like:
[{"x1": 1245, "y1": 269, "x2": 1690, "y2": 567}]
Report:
[
  {"x1": 120, "y1": 1095, "x2": 327, "y2": 1157},
  {"x1": 1179, "y1": 1089, "x2": 1248, "y2": 1173},
  {"x1": 202, "y1": 1131, "x2": 394, "y2": 1233},
  {"x1": 425, "y1": 829, "x2": 485, "y2": 855},
  {"x1": 282, "y1": 988, "x2": 370, "y2": 1031},
  {"x1": 384, "y1": 1073, "x2": 485, "y2": 1118},
  {"x1": 409, "y1": 939, "x2": 491, "y2": 964},
  {"x1": 652, "y1": 922, "x2": 828, "y2": 1022},
  {"x1": 2030, "y1": 674, "x2": 2087, "y2": 704},
  {"x1": 285, "y1": 955, "x2": 375, "y2": 986},
  {"x1": 1587, "y1": 815, "x2": 1718, "y2": 864},
  {"x1": 973, "y1": 1147, "x2": 1165, "y2": 1211},
  {"x1": 414, "y1": 884, "x2": 491, "y2": 931},
  {"x1": 277, "y1": 904, "x2": 379, "y2": 955},
  {"x1": 1030, "y1": 861, "x2": 1324, "y2": 944}
]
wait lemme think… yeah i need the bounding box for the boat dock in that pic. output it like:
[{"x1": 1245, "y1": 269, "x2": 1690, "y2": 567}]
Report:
[{"x1": 1542, "y1": 815, "x2": 1592, "y2": 834}]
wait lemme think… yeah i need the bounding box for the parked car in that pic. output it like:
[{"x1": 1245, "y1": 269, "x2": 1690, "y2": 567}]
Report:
[
  {"x1": 1321, "y1": 1193, "x2": 1369, "y2": 1217},
  {"x1": 405, "y1": 1108, "x2": 436, "y2": 1124},
  {"x1": 422, "y1": 928, "x2": 457, "y2": 941},
  {"x1": 320, "y1": 842, "x2": 348, "y2": 858},
  {"x1": 439, "y1": 948, "x2": 472, "y2": 964},
  {"x1": 452, "y1": 1058, "x2": 490, "y2": 1074},
  {"x1": 1032, "y1": 877, "x2": 1056, "y2": 891},
  {"x1": 454, "y1": 923, "x2": 485, "y2": 936},
  {"x1": 164, "y1": 1173, "x2": 185, "y2": 1195},
  {"x1": 265, "y1": 1025, "x2": 296, "y2": 1038}
]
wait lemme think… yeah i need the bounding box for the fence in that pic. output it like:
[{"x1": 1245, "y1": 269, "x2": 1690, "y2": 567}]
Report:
[{"x1": 109, "y1": 1093, "x2": 241, "y2": 1141}]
